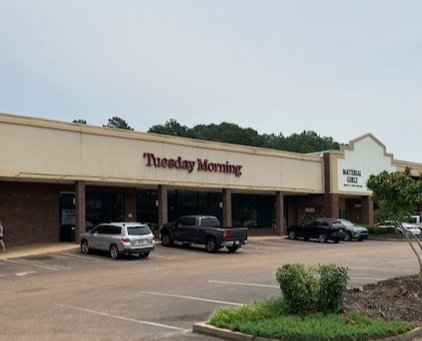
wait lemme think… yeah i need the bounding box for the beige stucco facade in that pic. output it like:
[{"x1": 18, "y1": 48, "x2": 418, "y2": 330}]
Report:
[{"x1": 0, "y1": 112, "x2": 324, "y2": 194}]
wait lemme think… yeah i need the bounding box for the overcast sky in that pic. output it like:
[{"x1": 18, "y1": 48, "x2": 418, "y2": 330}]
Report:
[{"x1": 1, "y1": 1, "x2": 421, "y2": 162}]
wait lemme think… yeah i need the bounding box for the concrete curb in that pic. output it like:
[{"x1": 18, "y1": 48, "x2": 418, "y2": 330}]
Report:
[{"x1": 193, "y1": 322, "x2": 422, "y2": 341}]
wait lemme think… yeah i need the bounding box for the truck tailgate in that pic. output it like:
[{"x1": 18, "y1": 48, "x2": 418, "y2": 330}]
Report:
[{"x1": 224, "y1": 227, "x2": 248, "y2": 240}]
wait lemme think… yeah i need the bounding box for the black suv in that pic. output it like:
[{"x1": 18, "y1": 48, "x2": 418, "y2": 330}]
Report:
[{"x1": 287, "y1": 218, "x2": 346, "y2": 243}]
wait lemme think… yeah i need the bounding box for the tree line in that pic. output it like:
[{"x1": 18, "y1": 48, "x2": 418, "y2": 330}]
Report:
[{"x1": 73, "y1": 117, "x2": 342, "y2": 154}]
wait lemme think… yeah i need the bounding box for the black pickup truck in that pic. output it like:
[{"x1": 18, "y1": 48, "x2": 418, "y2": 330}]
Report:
[{"x1": 160, "y1": 215, "x2": 248, "y2": 253}]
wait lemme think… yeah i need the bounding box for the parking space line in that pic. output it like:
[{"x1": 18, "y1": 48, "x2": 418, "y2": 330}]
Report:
[
  {"x1": 151, "y1": 254, "x2": 176, "y2": 260},
  {"x1": 3, "y1": 258, "x2": 59, "y2": 271},
  {"x1": 209, "y1": 280, "x2": 279, "y2": 289},
  {"x1": 16, "y1": 270, "x2": 37, "y2": 277},
  {"x1": 54, "y1": 303, "x2": 188, "y2": 331},
  {"x1": 139, "y1": 290, "x2": 242, "y2": 306}
]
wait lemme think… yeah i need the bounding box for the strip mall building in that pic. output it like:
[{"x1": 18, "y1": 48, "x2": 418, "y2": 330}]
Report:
[{"x1": 1, "y1": 112, "x2": 421, "y2": 247}]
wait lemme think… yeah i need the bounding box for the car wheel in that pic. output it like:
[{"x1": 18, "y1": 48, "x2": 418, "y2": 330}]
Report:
[
  {"x1": 110, "y1": 244, "x2": 119, "y2": 259},
  {"x1": 205, "y1": 237, "x2": 218, "y2": 253},
  {"x1": 318, "y1": 233, "x2": 327, "y2": 243},
  {"x1": 344, "y1": 232, "x2": 353, "y2": 241},
  {"x1": 80, "y1": 239, "x2": 91, "y2": 254},
  {"x1": 161, "y1": 233, "x2": 173, "y2": 247},
  {"x1": 288, "y1": 230, "x2": 297, "y2": 240},
  {"x1": 139, "y1": 252, "x2": 149, "y2": 258},
  {"x1": 227, "y1": 245, "x2": 239, "y2": 253}
]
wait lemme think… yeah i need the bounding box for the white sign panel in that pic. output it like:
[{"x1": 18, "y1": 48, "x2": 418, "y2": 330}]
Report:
[{"x1": 338, "y1": 136, "x2": 396, "y2": 193}]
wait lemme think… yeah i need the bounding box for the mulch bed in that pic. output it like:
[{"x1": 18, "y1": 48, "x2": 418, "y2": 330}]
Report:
[{"x1": 344, "y1": 275, "x2": 422, "y2": 326}]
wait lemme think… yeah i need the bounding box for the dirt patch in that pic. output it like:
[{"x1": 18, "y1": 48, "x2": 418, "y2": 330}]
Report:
[{"x1": 344, "y1": 275, "x2": 422, "y2": 326}]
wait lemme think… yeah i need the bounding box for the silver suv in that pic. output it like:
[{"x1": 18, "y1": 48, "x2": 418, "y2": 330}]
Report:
[{"x1": 80, "y1": 222, "x2": 155, "y2": 259}]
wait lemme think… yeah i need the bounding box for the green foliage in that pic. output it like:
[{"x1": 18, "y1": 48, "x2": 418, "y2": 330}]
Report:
[
  {"x1": 103, "y1": 116, "x2": 134, "y2": 130},
  {"x1": 276, "y1": 264, "x2": 317, "y2": 315},
  {"x1": 148, "y1": 119, "x2": 190, "y2": 137},
  {"x1": 148, "y1": 119, "x2": 341, "y2": 153},
  {"x1": 366, "y1": 225, "x2": 396, "y2": 235},
  {"x1": 208, "y1": 304, "x2": 411, "y2": 341},
  {"x1": 367, "y1": 167, "x2": 422, "y2": 223},
  {"x1": 208, "y1": 297, "x2": 284, "y2": 327},
  {"x1": 276, "y1": 263, "x2": 348, "y2": 315},
  {"x1": 72, "y1": 119, "x2": 87, "y2": 124},
  {"x1": 316, "y1": 264, "x2": 349, "y2": 313}
]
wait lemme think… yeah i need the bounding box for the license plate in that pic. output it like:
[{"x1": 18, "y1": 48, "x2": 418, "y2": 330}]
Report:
[{"x1": 135, "y1": 239, "x2": 147, "y2": 245}]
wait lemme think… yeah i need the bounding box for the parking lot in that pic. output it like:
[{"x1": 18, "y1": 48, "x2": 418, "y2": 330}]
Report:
[{"x1": 0, "y1": 238, "x2": 420, "y2": 341}]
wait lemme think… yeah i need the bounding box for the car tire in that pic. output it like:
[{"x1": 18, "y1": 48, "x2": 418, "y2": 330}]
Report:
[
  {"x1": 227, "y1": 245, "x2": 239, "y2": 253},
  {"x1": 139, "y1": 252, "x2": 149, "y2": 258},
  {"x1": 161, "y1": 233, "x2": 173, "y2": 247},
  {"x1": 205, "y1": 237, "x2": 218, "y2": 253},
  {"x1": 288, "y1": 230, "x2": 297, "y2": 240},
  {"x1": 110, "y1": 244, "x2": 120, "y2": 259},
  {"x1": 344, "y1": 232, "x2": 353, "y2": 242},
  {"x1": 80, "y1": 239, "x2": 91, "y2": 254},
  {"x1": 318, "y1": 233, "x2": 328, "y2": 243}
]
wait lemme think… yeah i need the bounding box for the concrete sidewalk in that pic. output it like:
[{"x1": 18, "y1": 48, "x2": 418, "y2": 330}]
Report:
[
  {"x1": 0, "y1": 242, "x2": 80, "y2": 260},
  {"x1": 0, "y1": 236, "x2": 284, "y2": 261}
]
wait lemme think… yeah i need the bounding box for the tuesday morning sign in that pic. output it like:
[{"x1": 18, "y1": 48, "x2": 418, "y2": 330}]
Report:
[{"x1": 143, "y1": 152, "x2": 243, "y2": 177}]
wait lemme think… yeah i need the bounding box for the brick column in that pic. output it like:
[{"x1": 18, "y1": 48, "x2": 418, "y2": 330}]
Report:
[
  {"x1": 158, "y1": 185, "x2": 168, "y2": 232},
  {"x1": 125, "y1": 190, "x2": 136, "y2": 222},
  {"x1": 75, "y1": 181, "x2": 85, "y2": 244},
  {"x1": 361, "y1": 196, "x2": 374, "y2": 225},
  {"x1": 324, "y1": 193, "x2": 339, "y2": 218},
  {"x1": 222, "y1": 189, "x2": 232, "y2": 227},
  {"x1": 276, "y1": 191, "x2": 285, "y2": 236}
]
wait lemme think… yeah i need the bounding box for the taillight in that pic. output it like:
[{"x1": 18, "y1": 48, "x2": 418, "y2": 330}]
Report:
[
  {"x1": 329, "y1": 225, "x2": 335, "y2": 230},
  {"x1": 121, "y1": 237, "x2": 130, "y2": 243},
  {"x1": 223, "y1": 230, "x2": 229, "y2": 239}
]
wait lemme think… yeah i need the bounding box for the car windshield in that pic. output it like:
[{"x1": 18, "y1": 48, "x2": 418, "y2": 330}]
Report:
[{"x1": 127, "y1": 226, "x2": 151, "y2": 235}]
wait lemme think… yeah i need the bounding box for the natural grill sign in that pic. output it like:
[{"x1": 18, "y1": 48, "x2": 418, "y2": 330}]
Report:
[{"x1": 143, "y1": 152, "x2": 243, "y2": 177}]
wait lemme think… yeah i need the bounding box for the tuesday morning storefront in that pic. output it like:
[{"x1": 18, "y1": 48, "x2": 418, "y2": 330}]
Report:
[{"x1": 0, "y1": 112, "x2": 421, "y2": 247}]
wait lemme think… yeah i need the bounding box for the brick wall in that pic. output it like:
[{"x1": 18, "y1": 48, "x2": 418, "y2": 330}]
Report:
[{"x1": 0, "y1": 181, "x2": 63, "y2": 247}]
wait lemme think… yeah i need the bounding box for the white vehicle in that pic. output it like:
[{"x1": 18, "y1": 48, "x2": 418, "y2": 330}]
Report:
[
  {"x1": 398, "y1": 222, "x2": 421, "y2": 237},
  {"x1": 407, "y1": 215, "x2": 422, "y2": 230},
  {"x1": 80, "y1": 222, "x2": 155, "y2": 259}
]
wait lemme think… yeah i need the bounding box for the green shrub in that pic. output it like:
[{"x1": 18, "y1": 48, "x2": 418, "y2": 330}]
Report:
[
  {"x1": 276, "y1": 263, "x2": 317, "y2": 315},
  {"x1": 276, "y1": 263, "x2": 348, "y2": 315},
  {"x1": 365, "y1": 225, "x2": 396, "y2": 235},
  {"x1": 316, "y1": 264, "x2": 349, "y2": 313}
]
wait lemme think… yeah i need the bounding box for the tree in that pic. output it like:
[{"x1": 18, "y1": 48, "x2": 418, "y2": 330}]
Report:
[
  {"x1": 148, "y1": 121, "x2": 341, "y2": 153},
  {"x1": 366, "y1": 167, "x2": 422, "y2": 275},
  {"x1": 103, "y1": 117, "x2": 134, "y2": 130},
  {"x1": 73, "y1": 119, "x2": 87, "y2": 124},
  {"x1": 148, "y1": 119, "x2": 190, "y2": 137}
]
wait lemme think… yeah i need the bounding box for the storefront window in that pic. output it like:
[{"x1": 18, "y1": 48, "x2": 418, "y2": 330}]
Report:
[
  {"x1": 136, "y1": 190, "x2": 158, "y2": 230},
  {"x1": 168, "y1": 190, "x2": 222, "y2": 222},
  {"x1": 86, "y1": 192, "x2": 124, "y2": 226},
  {"x1": 232, "y1": 194, "x2": 275, "y2": 228}
]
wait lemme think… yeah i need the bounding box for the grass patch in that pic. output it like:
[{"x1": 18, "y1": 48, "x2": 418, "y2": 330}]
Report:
[{"x1": 207, "y1": 297, "x2": 412, "y2": 341}]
